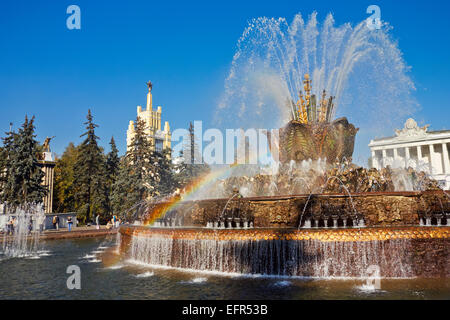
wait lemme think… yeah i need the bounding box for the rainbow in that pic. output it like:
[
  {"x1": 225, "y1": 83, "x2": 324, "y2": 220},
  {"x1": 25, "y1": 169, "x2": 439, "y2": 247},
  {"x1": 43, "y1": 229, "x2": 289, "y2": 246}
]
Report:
[
  {"x1": 142, "y1": 146, "x2": 276, "y2": 226},
  {"x1": 143, "y1": 163, "x2": 242, "y2": 226}
]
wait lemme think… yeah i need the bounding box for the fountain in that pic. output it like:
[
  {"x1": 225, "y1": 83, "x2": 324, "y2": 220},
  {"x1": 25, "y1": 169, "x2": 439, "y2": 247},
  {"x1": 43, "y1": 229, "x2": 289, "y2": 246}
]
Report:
[
  {"x1": 267, "y1": 74, "x2": 359, "y2": 163},
  {"x1": 117, "y1": 13, "x2": 449, "y2": 279},
  {"x1": 117, "y1": 135, "x2": 449, "y2": 279},
  {"x1": 1, "y1": 204, "x2": 46, "y2": 259}
]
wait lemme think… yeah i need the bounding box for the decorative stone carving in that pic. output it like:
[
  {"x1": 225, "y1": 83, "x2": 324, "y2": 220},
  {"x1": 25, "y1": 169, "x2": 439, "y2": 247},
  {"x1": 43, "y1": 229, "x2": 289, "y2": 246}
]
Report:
[{"x1": 395, "y1": 118, "x2": 429, "y2": 139}]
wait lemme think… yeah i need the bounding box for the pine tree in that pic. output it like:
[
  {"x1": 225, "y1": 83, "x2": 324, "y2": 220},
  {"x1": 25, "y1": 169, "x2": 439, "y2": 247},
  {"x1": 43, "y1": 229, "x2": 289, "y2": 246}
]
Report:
[
  {"x1": 90, "y1": 152, "x2": 109, "y2": 221},
  {"x1": 106, "y1": 137, "x2": 120, "y2": 185},
  {"x1": 127, "y1": 118, "x2": 153, "y2": 171},
  {"x1": 53, "y1": 142, "x2": 78, "y2": 213},
  {"x1": 126, "y1": 117, "x2": 156, "y2": 198},
  {"x1": 111, "y1": 158, "x2": 133, "y2": 215},
  {"x1": 111, "y1": 117, "x2": 156, "y2": 217},
  {"x1": 105, "y1": 136, "x2": 120, "y2": 214},
  {"x1": 73, "y1": 110, "x2": 108, "y2": 223},
  {"x1": 1, "y1": 116, "x2": 47, "y2": 210},
  {"x1": 175, "y1": 123, "x2": 210, "y2": 190},
  {"x1": 174, "y1": 151, "x2": 210, "y2": 191},
  {"x1": 16, "y1": 116, "x2": 47, "y2": 206},
  {"x1": 154, "y1": 148, "x2": 178, "y2": 197},
  {"x1": 0, "y1": 123, "x2": 16, "y2": 199},
  {"x1": 173, "y1": 150, "x2": 190, "y2": 189},
  {"x1": 0, "y1": 146, "x2": 4, "y2": 192}
]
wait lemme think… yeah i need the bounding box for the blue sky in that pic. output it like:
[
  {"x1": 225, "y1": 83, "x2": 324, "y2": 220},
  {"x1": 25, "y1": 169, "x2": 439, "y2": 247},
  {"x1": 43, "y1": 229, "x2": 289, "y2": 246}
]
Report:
[{"x1": 1, "y1": 0, "x2": 449, "y2": 163}]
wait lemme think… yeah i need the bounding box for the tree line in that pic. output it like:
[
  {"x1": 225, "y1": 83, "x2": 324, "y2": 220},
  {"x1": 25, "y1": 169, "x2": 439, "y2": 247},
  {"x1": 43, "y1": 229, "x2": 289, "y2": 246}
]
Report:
[
  {"x1": 0, "y1": 116, "x2": 47, "y2": 210},
  {"x1": 0, "y1": 110, "x2": 209, "y2": 224}
]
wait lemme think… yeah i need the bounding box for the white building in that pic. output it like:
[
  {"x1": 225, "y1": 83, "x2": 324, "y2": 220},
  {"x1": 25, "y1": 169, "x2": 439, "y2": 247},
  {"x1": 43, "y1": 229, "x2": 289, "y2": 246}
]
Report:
[
  {"x1": 127, "y1": 82, "x2": 171, "y2": 154},
  {"x1": 369, "y1": 118, "x2": 450, "y2": 190}
]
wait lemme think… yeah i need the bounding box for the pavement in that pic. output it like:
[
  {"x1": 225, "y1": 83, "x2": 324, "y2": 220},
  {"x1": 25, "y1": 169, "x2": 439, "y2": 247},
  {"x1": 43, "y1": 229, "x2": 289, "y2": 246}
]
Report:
[{"x1": 1, "y1": 225, "x2": 119, "y2": 241}]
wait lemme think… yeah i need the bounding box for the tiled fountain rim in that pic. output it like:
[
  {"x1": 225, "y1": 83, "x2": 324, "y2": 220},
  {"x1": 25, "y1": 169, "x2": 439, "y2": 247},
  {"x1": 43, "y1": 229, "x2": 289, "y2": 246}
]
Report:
[{"x1": 119, "y1": 225, "x2": 450, "y2": 242}]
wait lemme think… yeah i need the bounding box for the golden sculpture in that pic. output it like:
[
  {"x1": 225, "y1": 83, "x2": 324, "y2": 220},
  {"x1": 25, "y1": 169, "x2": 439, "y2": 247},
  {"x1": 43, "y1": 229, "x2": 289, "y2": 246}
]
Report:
[
  {"x1": 293, "y1": 74, "x2": 335, "y2": 124},
  {"x1": 274, "y1": 74, "x2": 358, "y2": 163},
  {"x1": 296, "y1": 92, "x2": 307, "y2": 123}
]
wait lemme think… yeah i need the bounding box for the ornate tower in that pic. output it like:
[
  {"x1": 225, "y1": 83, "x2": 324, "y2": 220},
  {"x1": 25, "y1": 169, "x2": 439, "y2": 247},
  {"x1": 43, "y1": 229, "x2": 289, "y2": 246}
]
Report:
[{"x1": 127, "y1": 82, "x2": 172, "y2": 155}]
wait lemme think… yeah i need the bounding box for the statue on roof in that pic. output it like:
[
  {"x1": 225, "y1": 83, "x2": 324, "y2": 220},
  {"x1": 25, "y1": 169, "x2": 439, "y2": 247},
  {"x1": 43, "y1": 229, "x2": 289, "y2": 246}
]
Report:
[{"x1": 147, "y1": 81, "x2": 153, "y2": 92}]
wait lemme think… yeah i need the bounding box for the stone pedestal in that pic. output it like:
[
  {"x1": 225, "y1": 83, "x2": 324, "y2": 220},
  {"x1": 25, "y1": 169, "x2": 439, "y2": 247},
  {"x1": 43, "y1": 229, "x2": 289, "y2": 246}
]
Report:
[{"x1": 39, "y1": 152, "x2": 56, "y2": 213}]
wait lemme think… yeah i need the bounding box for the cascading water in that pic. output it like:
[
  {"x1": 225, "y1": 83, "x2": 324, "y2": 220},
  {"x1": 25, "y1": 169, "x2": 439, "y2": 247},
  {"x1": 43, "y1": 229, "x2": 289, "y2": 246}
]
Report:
[
  {"x1": 127, "y1": 235, "x2": 414, "y2": 278},
  {"x1": 1, "y1": 204, "x2": 45, "y2": 259}
]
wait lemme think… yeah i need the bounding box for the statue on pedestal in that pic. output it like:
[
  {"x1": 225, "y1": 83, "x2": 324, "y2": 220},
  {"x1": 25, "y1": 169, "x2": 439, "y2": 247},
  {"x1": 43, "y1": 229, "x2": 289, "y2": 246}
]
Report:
[
  {"x1": 42, "y1": 136, "x2": 55, "y2": 161},
  {"x1": 43, "y1": 136, "x2": 55, "y2": 153},
  {"x1": 39, "y1": 136, "x2": 56, "y2": 213},
  {"x1": 146, "y1": 81, "x2": 153, "y2": 92}
]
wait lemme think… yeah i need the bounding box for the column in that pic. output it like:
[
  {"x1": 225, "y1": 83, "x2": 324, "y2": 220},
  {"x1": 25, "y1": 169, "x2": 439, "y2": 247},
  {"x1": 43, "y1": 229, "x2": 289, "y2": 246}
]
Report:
[
  {"x1": 371, "y1": 150, "x2": 378, "y2": 169},
  {"x1": 382, "y1": 149, "x2": 387, "y2": 167},
  {"x1": 417, "y1": 145, "x2": 422, "y2": 170},
  {"x1": 442, "y1": 142, "x2": 450, "y2": 174},
  {"x1": 393, "y1": 148, "x2": 398, "y2": 167},
  {"x1": 429, "y1": 144, "x2": 435, "y2": 175},
  {"x1": 405, "y1": 146, "x2": 410, "y2": 168}
]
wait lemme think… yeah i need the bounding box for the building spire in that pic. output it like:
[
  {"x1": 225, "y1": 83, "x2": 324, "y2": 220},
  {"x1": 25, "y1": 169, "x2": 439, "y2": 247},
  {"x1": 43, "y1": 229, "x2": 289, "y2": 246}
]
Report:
[{"x1": 146, "y1": 81, "x2": 153, "y2": 110}]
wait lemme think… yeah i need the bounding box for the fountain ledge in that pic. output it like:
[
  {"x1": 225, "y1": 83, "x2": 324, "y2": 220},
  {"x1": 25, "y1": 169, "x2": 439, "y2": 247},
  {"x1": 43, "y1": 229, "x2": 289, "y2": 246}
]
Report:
[{"x1": 120, "y1": 225, "x2": 450, "y2": 242}]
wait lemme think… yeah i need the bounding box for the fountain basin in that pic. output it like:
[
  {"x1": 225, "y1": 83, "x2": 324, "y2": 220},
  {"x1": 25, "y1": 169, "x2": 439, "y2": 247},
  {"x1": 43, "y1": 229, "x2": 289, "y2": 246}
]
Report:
[
  {"x1": 119, "y1": 225, "x2": 449, "y2": 278},
  {"x1": 156, "y1": 191, "x2": 449, "y2": 228}
]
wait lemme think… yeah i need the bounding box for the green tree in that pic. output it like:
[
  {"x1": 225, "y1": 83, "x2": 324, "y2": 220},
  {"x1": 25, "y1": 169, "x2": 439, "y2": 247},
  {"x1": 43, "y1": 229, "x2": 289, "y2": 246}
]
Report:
[
  {"x1": 105, "y1": 136, "x2": 120, "y2": 214},
  {"x1": 0, "y1": 123, "x2": 16, "y2": 198},
  {"x1": 111, "y1": 118, "x2": 186, "y2": 219},
  {"x1": 73, "y1": 110, "x2": 107, "y2": 223},
  {"x1": 154, "y1": 148, "x2": 178, "y2": 197},
  {"x1": 174, "y1": 151, "x2": 210, "y2": 190},
  {"x1": 53, "y1": 142, "x2": 78, "y2": 213},
  {"x1": 111, "y1": 117, "x2": 155, "y2": 217},
  {"x1": 90, "y1": 153, "x2": 109, "y2": 221},
  {"x1": 175, "y1": 122, "x2": 210, "y2": 190},
  {"x1": 0, "y1": 145, "x2": 4, "y2": 193},
  {"x1": 127, "y1": 117, "x2": 157, "y2": 197},
  {"x1": 111, "y1": 157, "x2": 133, "y2": 216},
  {"x1": 1, "y1": 116, "x2": 47, "y2": 210}
]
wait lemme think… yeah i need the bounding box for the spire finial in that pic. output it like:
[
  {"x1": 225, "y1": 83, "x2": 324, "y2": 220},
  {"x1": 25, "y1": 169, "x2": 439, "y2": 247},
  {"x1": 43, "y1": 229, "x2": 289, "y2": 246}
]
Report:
[{"x1": 146, "y1": 81, "x2": 153, "y2": 92}]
